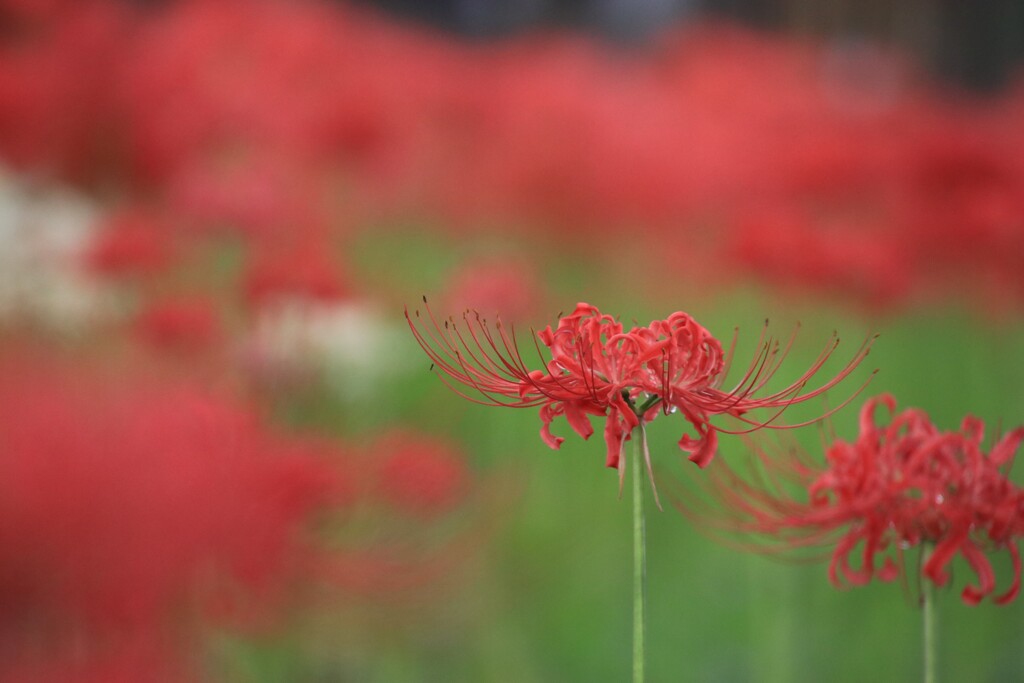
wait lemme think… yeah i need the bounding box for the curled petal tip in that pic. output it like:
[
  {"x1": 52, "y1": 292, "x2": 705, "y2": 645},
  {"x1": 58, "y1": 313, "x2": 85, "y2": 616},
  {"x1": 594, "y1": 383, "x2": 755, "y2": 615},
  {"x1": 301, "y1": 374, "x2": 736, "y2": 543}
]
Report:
[{"x1": 961, "y1": 589, "x2": 983, "y2": 606}]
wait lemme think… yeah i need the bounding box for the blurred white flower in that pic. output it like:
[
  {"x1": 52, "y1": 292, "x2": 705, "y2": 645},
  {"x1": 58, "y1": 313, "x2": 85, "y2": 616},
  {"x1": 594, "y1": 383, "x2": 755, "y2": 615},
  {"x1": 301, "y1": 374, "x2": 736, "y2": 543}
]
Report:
[
  {"x1": 244, "y1": 298, "x2": 410, "y2": 400},
  {"x1": 0, "y1": 167, "x2": 107, "y2": 331}
]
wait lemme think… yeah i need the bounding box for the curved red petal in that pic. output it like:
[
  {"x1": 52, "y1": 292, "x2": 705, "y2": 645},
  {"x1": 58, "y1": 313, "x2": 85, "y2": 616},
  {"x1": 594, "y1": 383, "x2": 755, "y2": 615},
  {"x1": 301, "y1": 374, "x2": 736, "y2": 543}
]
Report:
[
  {"x1": 959, "y1": 539, "x2": 996, "y2": 605},
  {"x1": 995, "y1": 543, "x2": 1022, "y2": 605}
]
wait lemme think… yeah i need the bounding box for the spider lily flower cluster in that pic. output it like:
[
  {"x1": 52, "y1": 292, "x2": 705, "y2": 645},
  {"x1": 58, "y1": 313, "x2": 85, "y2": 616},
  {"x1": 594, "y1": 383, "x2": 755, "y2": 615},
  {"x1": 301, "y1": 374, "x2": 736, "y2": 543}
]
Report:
[
  {"x1": 688, "y1": 394, "x2": 1024, "y2": 605},
  {"x1": 406, "y1": 299, "x2": 874, "y2": 481}
]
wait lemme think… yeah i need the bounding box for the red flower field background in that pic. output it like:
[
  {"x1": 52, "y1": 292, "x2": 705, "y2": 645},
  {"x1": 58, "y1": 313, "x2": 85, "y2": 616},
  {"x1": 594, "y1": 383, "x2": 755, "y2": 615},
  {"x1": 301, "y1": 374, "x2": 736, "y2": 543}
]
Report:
[{"x1": 0, "y1": 0, "x2": 1022, "y2": 680}]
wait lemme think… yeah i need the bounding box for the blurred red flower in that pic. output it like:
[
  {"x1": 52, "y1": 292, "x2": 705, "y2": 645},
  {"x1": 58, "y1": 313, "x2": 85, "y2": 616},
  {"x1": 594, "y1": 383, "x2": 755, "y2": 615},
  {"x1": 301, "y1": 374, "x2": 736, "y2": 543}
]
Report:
[
  {"x1": 371, "y1": 431, "x2": 469, "y2": 517},
  {"x1": 85, "y1": 208, "x2": 174, "y2": 278},
  {"x1": 243, "y1": 241, "x2": 347, "y2": 307},
  {"x1": 0, "y1": 0, "x2": 128, "y2": 182},
  {"x1": 132, "y1": 295, "x2": 221, "y2": 353},
  {"x1": 0, "y1": 355, "x2": 344, "y2": 676},
  {"x1": 442, "y1": 259, "x2": 543, "y2": 323},
  {"x1": 684, "y1": 394, "x2": 1024, "y2": 605}
]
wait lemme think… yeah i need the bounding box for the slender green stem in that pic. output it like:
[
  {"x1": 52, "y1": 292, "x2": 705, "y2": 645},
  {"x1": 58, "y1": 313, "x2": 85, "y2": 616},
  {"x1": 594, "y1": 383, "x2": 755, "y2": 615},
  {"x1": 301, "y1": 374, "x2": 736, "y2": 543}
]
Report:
[
  {"x1": 922, "y1": 543, "x2": 937, "y2": 683},
  {"x1": 637, "y1": 395, "x2": 662, "y2": 415},
  {"x1": 632, "y1": 424, "x2": 647, "y2": 683}
]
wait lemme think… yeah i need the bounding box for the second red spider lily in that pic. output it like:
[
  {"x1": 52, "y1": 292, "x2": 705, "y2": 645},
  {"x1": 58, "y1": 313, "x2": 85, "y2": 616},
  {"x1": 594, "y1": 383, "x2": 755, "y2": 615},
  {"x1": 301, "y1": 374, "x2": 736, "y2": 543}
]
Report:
[
  {"x1": 681, "y1": 394, "x2": 1024, "y2": 605},
  {"x1": 406, "y1": 299, "x2": 875, "y2": 500}
]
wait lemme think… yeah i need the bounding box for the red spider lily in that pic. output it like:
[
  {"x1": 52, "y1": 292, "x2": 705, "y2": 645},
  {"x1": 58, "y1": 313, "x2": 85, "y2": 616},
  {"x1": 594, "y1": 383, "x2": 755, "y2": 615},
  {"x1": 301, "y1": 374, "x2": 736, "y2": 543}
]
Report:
[
  {"x1": 0, "y1": 354, "x2": 351, "y2": 680},
  {"x1": 682, "y1": 394, "x2": 1024, "y2": 605},
  {"x1": 0, "y1": 351, "x2": 501, "y2": 681},
  {"x1": 406, "y1": 299, "x2": 874, "y2": 490},
  {"x1": 0, "y1": 362, "x2": 342, "y2": 631}
]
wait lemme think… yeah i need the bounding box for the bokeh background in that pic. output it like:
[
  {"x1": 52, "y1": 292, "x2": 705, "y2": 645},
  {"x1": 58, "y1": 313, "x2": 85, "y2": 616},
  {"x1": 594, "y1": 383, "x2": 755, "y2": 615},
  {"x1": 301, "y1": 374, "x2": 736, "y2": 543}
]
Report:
[{"x1": 2, "y1": 0, "x2": 1024, "y2": 680}]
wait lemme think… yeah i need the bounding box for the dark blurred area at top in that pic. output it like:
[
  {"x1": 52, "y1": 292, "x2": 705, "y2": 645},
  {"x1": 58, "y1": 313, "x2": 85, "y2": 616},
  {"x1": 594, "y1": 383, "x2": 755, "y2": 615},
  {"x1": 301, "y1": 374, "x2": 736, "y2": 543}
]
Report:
[{"x1": 354, "y1": 0, "x2": 1024, "y2": 93}]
